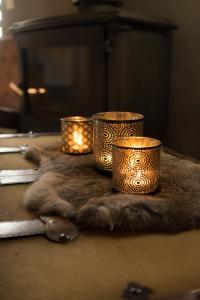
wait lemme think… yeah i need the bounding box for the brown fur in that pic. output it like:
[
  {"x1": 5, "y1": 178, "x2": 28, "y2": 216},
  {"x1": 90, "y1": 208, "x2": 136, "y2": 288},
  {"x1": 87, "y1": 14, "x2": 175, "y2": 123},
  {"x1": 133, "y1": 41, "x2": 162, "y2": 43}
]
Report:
[{"x1": 24, "y1": 142, "x2": 200, "y2": 232}]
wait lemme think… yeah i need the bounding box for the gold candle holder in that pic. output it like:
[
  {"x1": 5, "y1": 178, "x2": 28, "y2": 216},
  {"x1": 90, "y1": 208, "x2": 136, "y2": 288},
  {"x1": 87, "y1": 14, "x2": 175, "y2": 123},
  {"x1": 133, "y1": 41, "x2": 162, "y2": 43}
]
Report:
[
  {"x1": 61, "y1": 116, "x2": 93, "y2": 154},
  {"x1": 92, "y1": 112, "x2": 144, "y2": 171},
  {"x1": 112, "y1": 137, "x2": 161, "y2": 194}
]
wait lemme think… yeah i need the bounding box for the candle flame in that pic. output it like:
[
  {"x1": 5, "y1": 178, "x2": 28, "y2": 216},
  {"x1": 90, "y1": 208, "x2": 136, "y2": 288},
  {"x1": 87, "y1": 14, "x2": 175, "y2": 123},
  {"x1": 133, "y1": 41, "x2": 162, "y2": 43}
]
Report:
[{"x1": 73, "y1": 130, "x2": 83, "y2": 146}]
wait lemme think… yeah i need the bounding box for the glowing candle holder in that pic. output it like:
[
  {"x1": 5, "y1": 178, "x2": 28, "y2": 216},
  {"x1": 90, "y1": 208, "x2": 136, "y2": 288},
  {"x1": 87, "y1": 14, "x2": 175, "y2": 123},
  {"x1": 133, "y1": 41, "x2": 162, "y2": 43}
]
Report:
[
  {"x1": 112, "y1": 137, "x2": 161, "y2": 194},
  {"x1": 92, "y1": 112, "x2": 144, "y2": 171},
  {"x1": 61, "y1": 116, "x2": 93, "y2": 154}
]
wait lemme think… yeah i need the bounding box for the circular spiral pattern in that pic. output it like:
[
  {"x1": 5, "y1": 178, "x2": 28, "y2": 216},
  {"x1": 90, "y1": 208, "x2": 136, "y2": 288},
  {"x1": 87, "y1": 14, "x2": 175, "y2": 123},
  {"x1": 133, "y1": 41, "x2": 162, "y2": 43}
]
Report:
[
  {"x1": 120, "y1": 123, "x2": 143, "y2": 137},
  {"x1": 128, "y1": 150, "x2": 151, "y2": 171},
  {"x1": 93, "y1": 119, "x2": 144, "y2": 171},
  {"x1": 128, "y1": 173, "x2": 154, "y2": 193},
  {"x1": 95, "y1": 147, "x2": 112, "y2": 170},
  {"x1": 112, "y1": 148, "x2": 126, "y2": 170},
  {"x1": 112, "y1": 147, "x2": 160, "y2": 194},
  {"x1": 97, "y1": 123, "x2": 116, "y2": 143},
  {"x1": 148, "y1": 149, "x2": 160, "y2": 169}
]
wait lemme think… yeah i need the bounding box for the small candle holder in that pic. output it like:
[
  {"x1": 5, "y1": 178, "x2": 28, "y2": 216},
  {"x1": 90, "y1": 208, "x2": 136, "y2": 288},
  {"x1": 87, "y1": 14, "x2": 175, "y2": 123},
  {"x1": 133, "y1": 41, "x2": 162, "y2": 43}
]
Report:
[
  {"x1": 92, "y1": 112, "x2": 144, "y2": 171},
  {"x1": 61, "y1": 116, "x2": 93, "y2": 154},
  {"x1": 112, "y1": 137, "x2": 161, "y2": 194}
]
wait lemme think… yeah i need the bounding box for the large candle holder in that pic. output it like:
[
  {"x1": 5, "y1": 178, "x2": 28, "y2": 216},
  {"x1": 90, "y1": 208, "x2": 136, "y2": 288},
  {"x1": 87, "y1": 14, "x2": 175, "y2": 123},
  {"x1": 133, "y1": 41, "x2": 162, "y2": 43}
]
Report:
[
  {"x1": 61, "y1": 116, "x2": 93, "y2": 154},
  {"x1": 112, "y1": 137, "x2": 161, "y2": 194},
  {"x1": 92, "y1": 112, "x2": 144, "y2": 171}
]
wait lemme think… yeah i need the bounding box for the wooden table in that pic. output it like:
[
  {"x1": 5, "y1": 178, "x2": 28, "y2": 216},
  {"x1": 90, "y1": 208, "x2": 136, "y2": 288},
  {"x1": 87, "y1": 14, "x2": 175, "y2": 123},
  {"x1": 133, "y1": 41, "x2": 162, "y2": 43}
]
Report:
[{"x1": 0, "y1": 135, "x2": 200, "y2": 300}]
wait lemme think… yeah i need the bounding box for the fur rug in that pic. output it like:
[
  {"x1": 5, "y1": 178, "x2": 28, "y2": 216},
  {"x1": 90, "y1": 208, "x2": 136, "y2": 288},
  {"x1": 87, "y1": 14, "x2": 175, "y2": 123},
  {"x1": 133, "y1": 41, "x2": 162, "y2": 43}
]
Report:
[{"x1": 24, "y1": 142, "x2": 200, "y2": 232}]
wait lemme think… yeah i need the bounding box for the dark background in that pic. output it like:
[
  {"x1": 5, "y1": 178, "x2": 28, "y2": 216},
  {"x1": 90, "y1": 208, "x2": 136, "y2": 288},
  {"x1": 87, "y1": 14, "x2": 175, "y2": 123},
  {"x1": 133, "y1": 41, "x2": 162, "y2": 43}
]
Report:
[{"x1": 1, "y1": 0, "x2": 200, "y2": 159}]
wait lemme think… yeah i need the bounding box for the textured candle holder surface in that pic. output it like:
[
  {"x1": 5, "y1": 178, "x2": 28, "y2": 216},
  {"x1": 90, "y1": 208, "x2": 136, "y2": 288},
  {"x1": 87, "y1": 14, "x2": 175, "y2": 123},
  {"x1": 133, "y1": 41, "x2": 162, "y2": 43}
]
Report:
[
  {"x1": 112, "y1": 137, "x2": 161, "y2": 194},
  {"x1": 61, "y1": 116, "x2": 93, "y2": 154},
  {"x1": 93, "y1": 112, "x2": 144, "y2": 171}
]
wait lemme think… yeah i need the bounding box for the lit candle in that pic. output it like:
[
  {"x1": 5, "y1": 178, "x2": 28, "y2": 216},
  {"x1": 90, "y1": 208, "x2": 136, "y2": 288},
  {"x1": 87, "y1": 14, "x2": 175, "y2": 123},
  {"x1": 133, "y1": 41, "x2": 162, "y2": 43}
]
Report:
[
  {"x1": 73, "y1": 130, "x2": 83, "y2": 150},
  {"x1": 61, "y1": 116, "x2": 93, "y2": 154},
  {"x1": 92, "y1": 112, "x2": 144, "y2": 171},
  {"x1": 112, "y1": 137, "x2": 161, "y2": 194}
]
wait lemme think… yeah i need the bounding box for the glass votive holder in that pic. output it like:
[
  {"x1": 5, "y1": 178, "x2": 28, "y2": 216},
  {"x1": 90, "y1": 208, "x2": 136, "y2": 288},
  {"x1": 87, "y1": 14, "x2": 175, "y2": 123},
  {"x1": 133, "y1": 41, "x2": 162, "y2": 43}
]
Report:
[
  {"x1": 112, "y1": 137, "x2": 161, "y2": 194},
  {"x1": 92, "y1": 111, "x2": 144, "y2": 171},
  {"x1": 61, "y1": 116, "x2": 93, "y2": 154}
]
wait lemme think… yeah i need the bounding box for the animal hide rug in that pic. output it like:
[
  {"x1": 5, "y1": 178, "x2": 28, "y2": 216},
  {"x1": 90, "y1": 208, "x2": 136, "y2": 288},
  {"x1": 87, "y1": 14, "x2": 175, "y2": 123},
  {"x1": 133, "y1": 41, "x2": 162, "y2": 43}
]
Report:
[{"x1": 24, "y1": 143, "x2": 200, "y2": 232}]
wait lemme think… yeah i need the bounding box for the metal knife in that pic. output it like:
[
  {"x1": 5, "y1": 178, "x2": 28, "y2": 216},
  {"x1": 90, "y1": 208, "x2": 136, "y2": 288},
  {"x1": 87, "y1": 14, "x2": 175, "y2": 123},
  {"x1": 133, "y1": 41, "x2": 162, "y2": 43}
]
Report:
[
  {"x1": 122, "y1": 282, "x2": 200, "y2": 300},
  {"x1": 0, "y1": 216, "x2": 79, "y2": 243},
  {"x1": 0, "y1": 169, "x2": 40, "y2": 185},
  {"x1": 0, "y1": 131, "x2": 59, "y2": 139},
  {"x1": 0, "y1": 144, "x2": 28, "y2": 154}
]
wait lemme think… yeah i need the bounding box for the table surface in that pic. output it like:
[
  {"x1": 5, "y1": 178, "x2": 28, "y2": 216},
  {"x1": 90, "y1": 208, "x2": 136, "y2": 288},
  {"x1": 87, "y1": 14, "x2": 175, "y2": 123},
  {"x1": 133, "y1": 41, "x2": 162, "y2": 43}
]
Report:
[{"x1": 0, "y1": 135, "x2": 200, "y2": 300}]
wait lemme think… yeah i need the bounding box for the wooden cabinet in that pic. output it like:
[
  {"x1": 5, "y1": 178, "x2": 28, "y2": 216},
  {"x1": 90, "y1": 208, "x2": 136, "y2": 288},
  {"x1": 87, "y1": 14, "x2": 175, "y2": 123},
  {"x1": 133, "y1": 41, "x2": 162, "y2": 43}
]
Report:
[{"x1": 11, "y1": 9, "x2": 176, "y2": 140}]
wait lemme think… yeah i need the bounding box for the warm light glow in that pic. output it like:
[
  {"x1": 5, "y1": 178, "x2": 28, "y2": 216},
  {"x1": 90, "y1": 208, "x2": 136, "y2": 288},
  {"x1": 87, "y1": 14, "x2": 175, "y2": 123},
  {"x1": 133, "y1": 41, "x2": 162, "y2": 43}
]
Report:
[
  {"x1": 0, "y1": 27, "x2": 2, "y2": 38},
  {"x1": 92, "y1": 111, "x2": 144, "y2": 171},
  {"x1": 9, "y1": 81, "x2": 24, "y2": 96},
  {"x1": 73, "y1": 130, "x2": 83, "y2": 147},
  {"x1": 93, "y1": 111, "x2": 144, "y2": 121},
  {"x1": 38, "y1": 88, "x2": 47, "y2": 94},
  {"x1": 136, "y1": 170, "x2": 142, "y2": 178},
  {"x1": 112, "y1": 137, "x2": 161, "y2": 194},
  {"x1": 27, "y1": 88, "x2": 37, "y2": 95},
  {"x1": 61, "y1": 116, "x2": 93, "y2": 154},
  {"x1": 0, "y1": 11, "x2": 2, "y2": 21},
  {"x1": 27, "y1": 88, "x2": 47, "y2": 95},
  {"x1": 113, "y1": 137, "x2": 161, "y2": 149}
]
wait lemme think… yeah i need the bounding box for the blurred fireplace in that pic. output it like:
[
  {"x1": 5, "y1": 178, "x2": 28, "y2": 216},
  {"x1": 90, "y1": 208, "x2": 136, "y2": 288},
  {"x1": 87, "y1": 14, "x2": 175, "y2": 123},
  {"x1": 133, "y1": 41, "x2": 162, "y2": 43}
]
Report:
[
  {"x1": 19, "y1": 40, "x2": 106, "y2": 132},
  {"x1": 11, "y1": 6, "x2": 176, "y2": 140}
]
